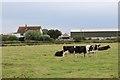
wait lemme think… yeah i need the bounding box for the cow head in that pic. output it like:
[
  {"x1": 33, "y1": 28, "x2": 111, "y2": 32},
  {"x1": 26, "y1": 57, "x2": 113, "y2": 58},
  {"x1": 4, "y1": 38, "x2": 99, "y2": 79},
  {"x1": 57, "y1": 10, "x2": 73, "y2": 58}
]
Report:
[
  {"x1": 94, "y1": 44, "x2": 101, "y2": 50},
  {"x1": 107, "y1": 45, "x2": 110, "y2": 48}
]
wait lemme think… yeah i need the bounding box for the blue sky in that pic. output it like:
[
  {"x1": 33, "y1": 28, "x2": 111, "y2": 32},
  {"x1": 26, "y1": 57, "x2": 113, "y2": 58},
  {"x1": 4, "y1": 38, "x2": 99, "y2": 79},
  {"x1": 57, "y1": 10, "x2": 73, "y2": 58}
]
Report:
[{"x1": 1, "y1": 1, "x2": 118, "y2": 34}]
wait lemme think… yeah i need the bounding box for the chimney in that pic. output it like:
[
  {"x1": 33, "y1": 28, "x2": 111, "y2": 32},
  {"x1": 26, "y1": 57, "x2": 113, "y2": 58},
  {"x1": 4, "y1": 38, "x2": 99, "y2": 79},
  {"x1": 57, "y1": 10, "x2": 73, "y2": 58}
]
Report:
[
  {"x1": 25, "y1": 24, "x2": 27, "y2": 31},
  {"x1": 25, "y1": 24, "x2": 27, "y2": 27}
]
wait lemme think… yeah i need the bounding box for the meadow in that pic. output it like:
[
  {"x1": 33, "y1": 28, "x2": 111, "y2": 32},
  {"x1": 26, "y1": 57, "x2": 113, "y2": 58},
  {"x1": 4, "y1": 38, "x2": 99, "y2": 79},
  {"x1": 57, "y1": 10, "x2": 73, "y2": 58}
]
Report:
[{"x1": 2, "y1": 43, "x2": 118, "y2": 78}]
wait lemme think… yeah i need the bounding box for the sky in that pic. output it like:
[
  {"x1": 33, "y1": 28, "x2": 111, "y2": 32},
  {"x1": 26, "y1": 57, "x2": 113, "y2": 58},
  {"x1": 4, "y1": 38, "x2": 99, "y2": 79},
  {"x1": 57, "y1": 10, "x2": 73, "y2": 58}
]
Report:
[{"x1": 1, "y1": 0, "x2": 118, "y2": 34}]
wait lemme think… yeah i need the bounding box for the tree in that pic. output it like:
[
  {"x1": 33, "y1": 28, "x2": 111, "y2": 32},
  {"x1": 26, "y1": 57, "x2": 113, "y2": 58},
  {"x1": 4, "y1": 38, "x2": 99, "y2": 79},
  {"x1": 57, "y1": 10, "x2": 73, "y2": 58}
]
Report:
[
  {"x1": 42, "y1": 29, "x2": 48, "y2": 34},
  {"x1": 73, "y1": 36, "x2": 86, "y2": 42},
  {"x1": 24, "y1": 30, "x2": 41, "y2": 41},
  {"x1": 8, "y1": 35, "x2": 19, "y2": 41},
  {"x1": 1, "y1": 35, "x2": 8, "y2": 41},
  {"x1": 47, "y1": 29, "x2": 62, "y2": 39},
  {"x1": 38, "y1": 35, "x2": 52, "y2": 41},
  {"x1": 1, "y1": 35, "x2": 19, "y2": 41}
]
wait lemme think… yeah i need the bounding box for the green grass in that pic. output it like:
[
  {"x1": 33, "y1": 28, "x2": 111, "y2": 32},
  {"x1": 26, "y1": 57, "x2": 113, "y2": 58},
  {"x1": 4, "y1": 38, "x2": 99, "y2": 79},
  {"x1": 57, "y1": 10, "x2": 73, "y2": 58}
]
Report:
[{"x1": 2, "y1": 43, "x2": 118, "y2": 78}]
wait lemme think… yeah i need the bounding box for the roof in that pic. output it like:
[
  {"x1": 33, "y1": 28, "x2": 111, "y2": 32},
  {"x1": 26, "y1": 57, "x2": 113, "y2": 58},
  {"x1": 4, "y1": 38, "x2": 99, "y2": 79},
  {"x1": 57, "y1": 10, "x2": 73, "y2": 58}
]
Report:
[
  {"x1": 17, "y1": 25, "x2": 41, "y2": 34},
  {"x1": 71, "y1": 29, "x2": 118, "y2": 32}
]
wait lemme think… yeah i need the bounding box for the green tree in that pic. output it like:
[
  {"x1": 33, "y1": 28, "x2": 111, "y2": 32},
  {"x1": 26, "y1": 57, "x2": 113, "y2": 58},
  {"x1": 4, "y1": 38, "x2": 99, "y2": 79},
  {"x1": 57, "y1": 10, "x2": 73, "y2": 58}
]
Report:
[
  {"x1": 73, "y1": 36, "x2": 86, "y2": 42},
  {"x1": 1, "y1": 35, "x2": 18, "y2": 41},
  {"x1": 39, "y1": 35, "x2": 52, "y2": 41},
  {"x1": 47, "y1": 29, "x2": 62, "y2": 39},
  {"x1": 1, "y1": 35, "x2": 8, "y2": 41},
  {"x1": 24, "y1": 30, "x2": 41, "y2": 41},
  {"x1": 8, "y1": 35, "x2": 19, "y2": 41},
  {"x1": 42, "y1": 29, "x2": 48, "y2": 34}
]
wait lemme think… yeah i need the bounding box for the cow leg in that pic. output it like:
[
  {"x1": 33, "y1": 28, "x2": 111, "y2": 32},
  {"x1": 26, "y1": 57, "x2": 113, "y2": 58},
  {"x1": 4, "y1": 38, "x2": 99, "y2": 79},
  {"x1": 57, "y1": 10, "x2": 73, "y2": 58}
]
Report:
[
  {"x1": 73, "y1": 52, "x2": 77, "y2": 58},
  {"x1": 87, "y1": 52, "x2": 89, "y2": 57},
  {"x1": 83, "y1": 53, "x2": 86, "y2": 57},
  {"x1": 63, "y1": 52, "x2": 65, "y2": 57},
  {"x1": 74, "y1": 53, "x2": 77, "y2": 58},
  {"x1": 74, "y1": 53, "x2": 78, "y2": 58},
  {"x1": 94, "y1": 51, "x2": 97, "y2": 58}
]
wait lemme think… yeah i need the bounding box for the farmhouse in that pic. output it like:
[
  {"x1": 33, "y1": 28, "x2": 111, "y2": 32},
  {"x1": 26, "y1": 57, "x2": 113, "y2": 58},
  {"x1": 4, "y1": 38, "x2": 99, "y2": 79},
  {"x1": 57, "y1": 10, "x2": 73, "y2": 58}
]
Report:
[
  {"x1": 58, "y1": 33, "x2": 71, "y2": 40},
  {"x1": 71, "y1": 29, "x2": 118, "y2": 40},
  {"x1": 16, "y1": 24, "x2": 42, "y2": 37}
]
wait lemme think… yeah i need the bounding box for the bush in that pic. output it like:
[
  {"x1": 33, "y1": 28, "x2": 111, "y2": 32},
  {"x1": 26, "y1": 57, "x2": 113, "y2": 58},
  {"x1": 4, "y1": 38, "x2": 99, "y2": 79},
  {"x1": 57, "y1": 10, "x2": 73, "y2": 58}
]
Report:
[
  {"x1": 8, "y1": 35, "x2": 19, "y2": 41},
  {"x1": 24, "y1": 30, "x2": 41, "y2": 41},
  {"x1": 42, "y1": 29, "x2": 48, "y2": 34},
  {"x1": 19, "y1": 37, "x2": 25, "y2": 41},
  {"x1": 47, "y1": 29, "x2": 62, "y2": 39},
  {"x1": 1, "y1": 35, "x2": 9, "y2": 41},
  {"x1": 38, "y1": 35, "x2": 52, "y2": 41},
  {"x1": 24, "y1": 30, "x2": 52, "y2": 41},
  {"x1": 1, "y1": 35, "x2": 19, "y2": 41},
  {"x1": 73, "y1": 36, "x2": 86, "y2": 42}
]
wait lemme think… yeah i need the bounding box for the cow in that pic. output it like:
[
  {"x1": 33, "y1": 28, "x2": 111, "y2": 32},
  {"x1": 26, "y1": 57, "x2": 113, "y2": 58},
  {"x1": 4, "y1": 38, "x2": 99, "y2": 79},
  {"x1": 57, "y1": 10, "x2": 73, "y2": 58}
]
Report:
[
  {"x1": 63, "y1": 46, "x2": 75, "y2": 53},
  {"x1": 88, "y1": 44, "x2": 100, "y2": 51},
  {"x1": 62, "y1": 44, "x2": 101, "y2": 57},
  {"x1": 55, "y1": 50, "x2": 64, "y2": 57},
  {"x1": 87, "y1": 44, "x2": 101, "y2": 57},
  {"x1": 97, "y1": 45, "x2": 110, "y2": 51},
  {"x1": 74, "y1": 44, "x2": 101, "y2": 57},
  {"x1": 74, "y1": 46, "x2": 87, "y2": 57}
]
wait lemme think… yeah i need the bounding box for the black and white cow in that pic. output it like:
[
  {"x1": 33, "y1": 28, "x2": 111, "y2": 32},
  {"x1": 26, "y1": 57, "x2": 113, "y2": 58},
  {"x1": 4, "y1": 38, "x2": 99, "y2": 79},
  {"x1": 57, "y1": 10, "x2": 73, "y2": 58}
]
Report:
[
  {"x1": 61, "y1": 44, "x2": 100, "y2": 57},
  {"x1": 55, "y1": 50, "x2": 64, "y2": 57},
  {"x1": 97, "y1": 45, "x2": 110, "y2": 51},
  {"x1": 87, "y1": 44, "x2": 100, "y2": 53},
  {"x1": 74, "y1": 46, "x2": 87, "y2": 57},
  {"x1": 87, "y1": 44, "x2": 101, "y2": 57},
  {"x1": 63, "y1": 46, "x2": 75, "y2": 53}
]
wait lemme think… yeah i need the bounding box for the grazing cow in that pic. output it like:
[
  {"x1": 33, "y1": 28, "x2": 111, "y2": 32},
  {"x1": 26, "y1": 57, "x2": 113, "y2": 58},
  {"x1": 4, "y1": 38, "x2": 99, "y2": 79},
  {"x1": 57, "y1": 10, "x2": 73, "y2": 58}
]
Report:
[
  {"x1": 88, "y1": 44, "x2": 100, "y2": 51},
  {"x1": 94, "y1": 44, "x2": 101, "y2": 50},
  {"x1": 55, "y1": 50, "x2": 64, "y2": 57},
  {"x1": 75, "y1": 44, "x2": 100, "y2": 57},
  {"x1": 63, "y1": 46, "x2": 75, "y2": 53},
  {"x1": 98, "y1": 45, "x2": 110, "y2": 51},
  {"x1": 62, "y1": 44, "x2": 101, "y2": 57},
  {"x1": 75, "y1": 46, "x2": 87, "y2": 57},
  {"x1": 87, "y1": 44, "x2": 100, "y2": 57}
]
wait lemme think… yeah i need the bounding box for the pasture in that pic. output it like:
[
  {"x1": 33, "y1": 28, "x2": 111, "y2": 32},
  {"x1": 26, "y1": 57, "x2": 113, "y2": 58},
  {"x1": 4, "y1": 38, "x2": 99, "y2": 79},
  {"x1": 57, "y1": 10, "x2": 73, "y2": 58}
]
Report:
[{"x1": 2, "y1": 43, "x2": 118, "y2": 78}]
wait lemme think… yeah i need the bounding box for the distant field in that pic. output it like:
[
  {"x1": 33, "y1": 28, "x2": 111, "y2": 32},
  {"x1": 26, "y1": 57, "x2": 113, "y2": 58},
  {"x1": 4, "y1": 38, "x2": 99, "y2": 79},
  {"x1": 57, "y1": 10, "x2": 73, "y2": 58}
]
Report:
[{"x1": 2, "y1": 43, "x2": 118, "y2": 78}]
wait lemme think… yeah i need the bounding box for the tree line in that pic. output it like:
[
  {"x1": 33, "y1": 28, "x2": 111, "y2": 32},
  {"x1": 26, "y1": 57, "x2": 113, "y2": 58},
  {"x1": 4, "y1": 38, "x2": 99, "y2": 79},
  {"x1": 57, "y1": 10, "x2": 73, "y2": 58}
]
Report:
[
  {"x1": 1, "y1": 29, "x2": 119, "y2": 43},
  {"x1": 1, "y1": 29, "x2": 62, "y2": 41}
]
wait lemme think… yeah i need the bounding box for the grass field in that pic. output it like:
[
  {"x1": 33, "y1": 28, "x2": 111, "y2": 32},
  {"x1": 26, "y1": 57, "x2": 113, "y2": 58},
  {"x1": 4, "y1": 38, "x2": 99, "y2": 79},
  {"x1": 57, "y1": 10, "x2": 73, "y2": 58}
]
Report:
[{"x1": 2, "y1": 43, "x2": 118, "y2": 78}]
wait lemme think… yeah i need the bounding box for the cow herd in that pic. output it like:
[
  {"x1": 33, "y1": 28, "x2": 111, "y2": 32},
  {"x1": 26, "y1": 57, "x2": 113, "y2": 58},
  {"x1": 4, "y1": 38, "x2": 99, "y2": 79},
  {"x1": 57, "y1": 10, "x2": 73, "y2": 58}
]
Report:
[{"x1": 55, "y1": 44, "x2": 110, "y2": 57}]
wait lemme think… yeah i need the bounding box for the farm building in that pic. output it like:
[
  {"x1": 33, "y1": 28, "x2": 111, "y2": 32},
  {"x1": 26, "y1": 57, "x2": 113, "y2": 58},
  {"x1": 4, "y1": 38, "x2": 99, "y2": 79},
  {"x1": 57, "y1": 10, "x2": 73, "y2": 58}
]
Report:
[
  {"x1": 58, "y1": 33, "x2": 71, "y2": 40},
  {"x1": 15, "y1": 24, "x2": 42, "y2": 37},
  {"x1": 71, "y1": 29, "x2": 118, "y2": 40}
]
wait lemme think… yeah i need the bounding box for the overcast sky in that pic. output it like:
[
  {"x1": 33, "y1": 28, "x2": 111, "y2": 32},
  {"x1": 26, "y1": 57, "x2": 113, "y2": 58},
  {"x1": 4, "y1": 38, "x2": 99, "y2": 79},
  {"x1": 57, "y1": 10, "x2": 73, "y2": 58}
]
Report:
[{"x1": 1, "y1": 0, "x2": 118, "y2": 34}]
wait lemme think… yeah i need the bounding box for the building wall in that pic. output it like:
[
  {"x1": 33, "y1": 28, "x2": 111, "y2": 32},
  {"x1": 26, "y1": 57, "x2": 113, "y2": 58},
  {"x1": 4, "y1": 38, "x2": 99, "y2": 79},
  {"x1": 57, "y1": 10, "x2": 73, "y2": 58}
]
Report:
[{"x1": 71, "y1": 31, "x2": 118, "y2": 38}]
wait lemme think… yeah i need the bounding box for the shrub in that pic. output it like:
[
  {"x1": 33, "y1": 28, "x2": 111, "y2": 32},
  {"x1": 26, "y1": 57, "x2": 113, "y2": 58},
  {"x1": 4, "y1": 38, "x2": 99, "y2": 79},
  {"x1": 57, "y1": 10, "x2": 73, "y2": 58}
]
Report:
[
  {"x1": 39, "y1": 35, "x2": 52, "y2": 41},
  {"x1": 73, "y1": 36, "x2": 86, "y2": 42},
  {"x1": 8, "y1": 35, "x2": 19, "y2": 41},
  {"x1": 42, "y1": 29, "x2": 48, "y2": 34},
  {"x1": 1, "y1": 35, "x2": 9, "y2": 41},
  {"x1": 24, "y1": 30, "x2": 41, "y2": 41},
  {"x1": 1, "y1": 35, "x2": 18, "y2": 41},
  {"x1": 19, "y1": 37, "x2": 25, "y2": 41},
  {"x1": 47, "y1": 29, "x2": 62, "y2": 39}
]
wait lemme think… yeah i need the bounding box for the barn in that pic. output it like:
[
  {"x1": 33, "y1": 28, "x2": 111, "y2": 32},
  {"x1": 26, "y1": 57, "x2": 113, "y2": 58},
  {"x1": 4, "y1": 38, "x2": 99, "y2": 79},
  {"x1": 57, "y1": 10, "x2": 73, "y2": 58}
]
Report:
[
  {"x1": 16, "y1": 24, "x2": 43, "y2": 37},
  {"x1": 71, "y1": 29, "x2": 118, "y2": 40}
]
